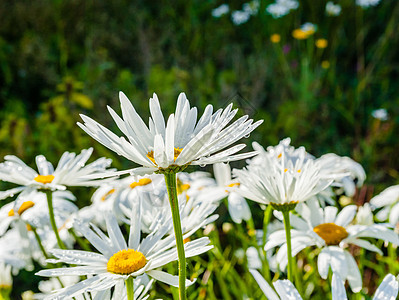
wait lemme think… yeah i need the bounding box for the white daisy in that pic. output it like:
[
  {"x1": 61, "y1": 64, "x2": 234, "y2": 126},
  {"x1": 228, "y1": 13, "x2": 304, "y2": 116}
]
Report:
[
  {"x1": 233, "y1": 141, "x2": 334, "y2": 207},
  {"x1": 370, "y1": 185, "x2": 399, "y2": 226},
  {"x1": 251, "y1": 270, "x2": 399, "y2": 300},
  {"x1": 326, "y1": 2, "x2": 341, "y2": 16},
  {"x1": 332, "y1": 272, "x2": 399, "y2": 300},
  {"x1": 250, "y1": 269, "x2": 302, "y2": 299},
  {"x1": 0, "y1": 190, "x2": 77, "y2": 236},
  {"x1": 356, "y1": 0, "x2": 381, "y2": 8},
  {"x1": 372, "y1": 108, "x2": 388, "y2": 121},
  {"x1": 231, "y1": 10, "x2": 251, "y2": 25},
  {"x1": 0, "y1": 226, "x2": 34, "y2": 272},
  {"x1": 0, "y1": 148, "x2": 113, "y2": 200},
  {"x1": 195, "y1": 163, "x2": 251, "y2": 224},
  {"x1": 78, "y1": 92, "x2": 262, "y2": 176},
  {"x1": 266, "y1": 0, "x2": 299, "y2": 18},
  {"x1": 315, "y1": 153, "x2": 366, "y2": 197},
  {"x1": 35, "y1": 275, "x2": 153, "y2": 300},
  {"x1": 0, "y1": 263, "x2": 12, "y2": 297},
  {"x1": 36, "y1": 207, "x2": 212, "y2": 299},
  {"x1": 114, "y1": 173, "x2": 219, "y2": 236},
  {"x1": 211, "y1": 4, "x2": 229, "y2": 18},
  {"x1": 265, "y1": 199, "x2": 399, "y2": 292}
]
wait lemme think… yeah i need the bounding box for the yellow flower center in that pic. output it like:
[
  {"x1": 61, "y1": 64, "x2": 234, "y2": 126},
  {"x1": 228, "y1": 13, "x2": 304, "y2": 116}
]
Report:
[
  {"x1": 315, "y1": 39, "x2": 328, "y2": 49},
  {"x1": 292, "y1": 28, "x2": 314, "y2": 40},
  {"x1": 225, "y1": 182, "x2": 240, "y2": 193},
  {"x1": 177, "y1": 177, "x2": 190, "y2": 195},
  {"x1": 34, "y1": 174, "x2": 55, "y2": 184},
  {"x1": 107, "y1": 249, "x2": 146, "y2": 275},
  {"x1": 130, "y1": 178, "x2": 152, "y2": 189},
  {"x1": 313, "y1": 223, "x2": 348, "y2": 245},
  {"x1": 270, "y1": 34, "x2": 281, "y2": 43},
  {"x1": 321, "y1": 60, "x2": 330, "y2": 69},
  {"x1": 8, "y1": 201, "x2": 35, "y2": 216},
  {"x1": 146, "y1": 148, "x2": 183, "y2": 165},
  {"x1": 101, "y1": 189, "x2": 115, "y2": 201}
]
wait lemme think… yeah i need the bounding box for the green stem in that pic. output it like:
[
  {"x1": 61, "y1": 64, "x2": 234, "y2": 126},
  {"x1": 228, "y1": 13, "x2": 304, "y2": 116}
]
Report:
[
  {"x1": 126, "y1": 277, "x2": 134, "y2": 300},
  {"x1": 164, "y1": 172, "x2": 187, "y2": 300},
  {"x1": 45, "y1": 190, "x2": 66, "y2": 249},
  {"x1": 282, "y1": 210, "x2": 294, "y2": 282},
  {"x1": 31, "y1": 225, "x2": 50, "y2": 259},
  {"x1": 261, "y1": 205, "x2": 273, "y2": 282},
  {"x1": 0, "y1": 289, "x2": 11, "y2": 300}
]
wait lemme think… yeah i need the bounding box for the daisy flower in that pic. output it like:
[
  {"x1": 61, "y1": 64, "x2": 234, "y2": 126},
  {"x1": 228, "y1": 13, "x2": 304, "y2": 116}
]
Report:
[
  {"x1": 233, "y1": 142, "x2": 334, "y2": 207},
  {"x1": 78, "y1": 92, "x2": 262, "y2": 176},
  {"x1": 265, "y1": 199, "x2": 399, "y2": 292},
  {"x1": 0, "y1": 263, "x2": 12, "y2": 298},
  {"x1": 0, "y1": 148, "x2": 113, "y2": 200},
  {"x1": 0, "y1": 227, "x2": 34, "y2": 272},
  {"x1": 195, "y1": 162, "x2": 251, "y2": 224},
  {"x1": 35, "y1": 275, "x2": 153, "y2": 300},
  {"x1": 211, "y1": 4, "x2": 229, "y2": 18},
  {"x1": 315, "y1": 153, "x2": 366, "y2": 198},
  {"x1": 370, "y1": 185, "x2": 399, "y2": 226},
  {"x1": 356, "y1": 0, "x2": 381, "y2": 8},
  {"x1": 114, "y1": 173, "x2": 219, "y2": 236},
  {"x1": 0, "y1": 190, "x2": 77, "y2": 236},
  {"x1": 326, "y1": 2, "x2": 341, "y2": 16},
  {"x1": 36, "y1": 206, "x2": 213, "y2": 299},
  {"x1": 250, "y1": 270, "x2": 399, "y2": 300},
  {"x1": 80, "y1": 174, "x2": 159, "y2": 230}
]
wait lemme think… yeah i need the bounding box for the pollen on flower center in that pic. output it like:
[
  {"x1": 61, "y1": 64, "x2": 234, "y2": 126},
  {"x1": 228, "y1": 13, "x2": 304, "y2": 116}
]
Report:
[
  {"x1": 101, "y1": 189, "x2": 115, "y2": 201},
  {"x1": 225, "y1": 182, "x2": 240, "y2": 193},
  {"x1": 313, "y1": 223, "x2": 348, "y2": 245},
  {"x1": 146, "y1": 147, "x2": 183, "y2": 165},
  {"x1": 107, "y1": 249, "x2": 146, "y2": 275},
  {"x1": 130, "y1": 178, "x2": 152, "y2": 189},
  {"x1": 177, "y1": 177, "x2": 190, "y2": 195},
  {"x1": 34, "y1": 174, "x2": 55, "y2": 184},
  {"x1": 8, "y1": 201, "x2": 35, "y2": 217}
]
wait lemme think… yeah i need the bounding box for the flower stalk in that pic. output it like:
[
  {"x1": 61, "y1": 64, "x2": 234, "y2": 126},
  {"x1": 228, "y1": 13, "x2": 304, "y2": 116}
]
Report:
[
  {"x1": 164, "y1": 172, "x2": 187, "y2": 300},
  {"x1": 44, "y1": 190, "x2": 66, "y2": 249},
  {"x1": 282, "y1": 209, "x2": 294, "y2": 282},
  {"x1": 126, "y1": 276, "x2": 134, "y2": 300}
]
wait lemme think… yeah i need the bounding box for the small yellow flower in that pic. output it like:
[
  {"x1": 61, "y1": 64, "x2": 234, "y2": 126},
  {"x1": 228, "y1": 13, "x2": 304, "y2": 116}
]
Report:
[
  {"x1": 270, "y1": 34, "x2": 281, "y2": 43},
  {"x1": 292, "y1": 29, "x2": 315, "y2": 40},
  {"x1": 321, "y1": 60, "x2": 330, "y2": 69},
  {"x1": 316, "y1": 39, "x2": 328, "y2": 49}
]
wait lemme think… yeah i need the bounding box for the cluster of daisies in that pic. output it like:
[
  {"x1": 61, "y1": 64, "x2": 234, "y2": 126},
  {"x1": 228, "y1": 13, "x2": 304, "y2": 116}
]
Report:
[
  {"x1": 211, "y1": 0, "x2": 381, "y2": 24},
  {"x1": 0, "y1": 92, "x2": 398, "y2": 299}
]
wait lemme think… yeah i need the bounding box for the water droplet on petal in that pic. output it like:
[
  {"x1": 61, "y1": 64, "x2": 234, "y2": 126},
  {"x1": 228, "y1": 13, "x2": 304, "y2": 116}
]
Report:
[
  {"x1": 244, "y1": 134, "x2": 250, "y2": 138},
  {"x1": 199, "y1": 164, "x2": 206, "y2": 167}
]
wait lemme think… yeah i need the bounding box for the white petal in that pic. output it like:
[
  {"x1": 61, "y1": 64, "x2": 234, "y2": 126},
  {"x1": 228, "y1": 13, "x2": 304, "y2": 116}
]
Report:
[
  {"x1": 335, "y1": 205, "x2": 357, "y2": 227},
  {"x1": 332, "y1": 273, "x2": 348, "y2": 300},
  {"x1": 228, "y1": 192, "x2": 251, "y2": 223},
  {"x1": 146, "y1": 270, "x2": 195, "y2": 287},
  {"x1": 249, "y1": 269, "x2": 280, "y2": 300},
  {"x1": 373, "y1": 274, "x2": 399, "y2": 300},
  {"x1": 273, "y1": 279, "x2": 303, "y2": 300},
  {"x1": 344, "y1": 250, "x2": 362, "y2": 293}
]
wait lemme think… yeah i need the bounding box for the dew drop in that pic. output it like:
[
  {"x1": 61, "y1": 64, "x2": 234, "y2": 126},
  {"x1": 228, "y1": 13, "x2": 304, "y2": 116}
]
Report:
[
  {"x1": 244, "y1": 134, "x2": 250, "y2": 138},
  {"x1": 199, "y1": 164, "x2": 206, "y2": 168}
]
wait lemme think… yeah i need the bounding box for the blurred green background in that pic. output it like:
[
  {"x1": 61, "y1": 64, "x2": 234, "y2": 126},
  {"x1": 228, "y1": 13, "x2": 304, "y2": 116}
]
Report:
[{"x1": 1, "y1": 0, "x2": 399, "y2": 192}]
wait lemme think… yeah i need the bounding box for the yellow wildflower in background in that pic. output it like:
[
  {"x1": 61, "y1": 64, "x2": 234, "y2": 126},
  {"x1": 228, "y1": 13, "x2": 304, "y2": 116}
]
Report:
[
  {"x1": 270, "y1": 34, "x2": 281, "y2": 43},
  {"x1": 292, "y1": 23, "x2": 316, "y2": 40},
  {"x1": 292, "y1": 29, "x2": 310, "y2": 40},
  {"x1": 316, "y1": 39, "x2": 328, "y2": 48},
  {"x1": 322, "y1": 60, "x2": 330, "y2": 69}
]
